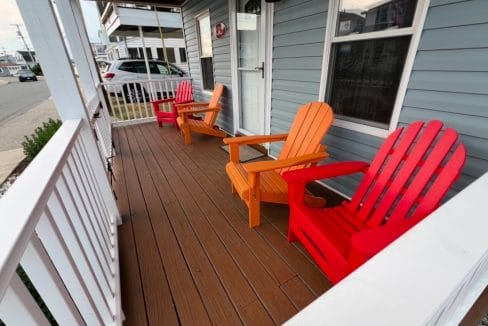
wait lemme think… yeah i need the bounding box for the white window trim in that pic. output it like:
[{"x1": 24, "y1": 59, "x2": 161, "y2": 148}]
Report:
[
  {"x1": 319, "y1": 0, "x2": 431, "y2": 138},
  {"x1": 195, "y1": 9, "x2": 214, "y2": 96}
]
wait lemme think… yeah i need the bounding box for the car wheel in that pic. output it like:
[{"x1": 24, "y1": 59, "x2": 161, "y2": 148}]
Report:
[{"x1": 123, "y1": 84, "x2": 147, "y2": 103}]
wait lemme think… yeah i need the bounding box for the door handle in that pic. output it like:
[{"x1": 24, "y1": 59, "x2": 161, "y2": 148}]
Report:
[{"x1": 254, "y1": 62, "x2": 264, "y2": 78}]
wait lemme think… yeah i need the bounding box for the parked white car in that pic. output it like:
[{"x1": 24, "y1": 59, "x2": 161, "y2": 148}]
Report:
[{"x1": 102, "y1": 59, "x2": 186, "y2": 102}]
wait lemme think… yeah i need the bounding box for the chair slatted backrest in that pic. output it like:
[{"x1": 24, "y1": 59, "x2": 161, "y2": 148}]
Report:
[
  {"x1": 204, "y1": 84, "x2": 224, "y2": 126},
  {"x1": 345, "y1": 120, "x2": 466, "y2": 227},
  {"x1": 175, "y1": 80, "x2": 193, "y2": 105},
  {"x1": 277, "y1": 102, "x2": 334, "y2": 174}
]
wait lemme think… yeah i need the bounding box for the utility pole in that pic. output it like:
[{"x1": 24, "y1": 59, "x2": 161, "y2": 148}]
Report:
[{"x1": 11, "y1": 24, "x2": 35, "y2": 66}]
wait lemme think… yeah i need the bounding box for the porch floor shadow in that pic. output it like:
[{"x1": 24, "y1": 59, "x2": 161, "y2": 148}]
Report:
[{"x1": 112, "y1": 123, "x2": 333, "y2": 325}]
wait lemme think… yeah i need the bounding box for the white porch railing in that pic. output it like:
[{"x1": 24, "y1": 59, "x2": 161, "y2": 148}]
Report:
[
  {"x1": 286, "y1": 172, "x2": 488, "y2": 326},
  {"x1": 0, "y1": 119, "x2": 122, "y2": 325},
  {"x1": 102, "y1": 77, "x2": 192, "y2": 127}
]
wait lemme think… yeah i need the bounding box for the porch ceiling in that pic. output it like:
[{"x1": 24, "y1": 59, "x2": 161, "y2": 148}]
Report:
[{"x1": 109, "y1": 26, "x2": 183, "y2": 38}]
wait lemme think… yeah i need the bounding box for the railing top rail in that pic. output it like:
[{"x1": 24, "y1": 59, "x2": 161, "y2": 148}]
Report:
[
  {"x1": 102, "y1": 76, "x2": 192, "y2": 86},
  {"x1": 0, "y1": 119, "x2": 82, "y2": 300}
]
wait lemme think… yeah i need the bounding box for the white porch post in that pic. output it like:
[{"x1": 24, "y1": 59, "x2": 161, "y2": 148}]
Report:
[
  {"x1": 15, "y1": 0, "x2": 120, "y2": 222},
  {"x1": 138, "y1": 26, "x2": 155, "y2": 99},
  {"x1": 54, "y1": 0, "x2": 100, "y2": 102}
]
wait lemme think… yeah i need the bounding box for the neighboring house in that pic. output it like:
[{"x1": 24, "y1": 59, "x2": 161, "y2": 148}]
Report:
[
  {"x1": 177, "y1": 0, "x2": 488, "y2": 201},
  {"x1": 101, "y1": 3, "x2": 188, "y2": 72},
  {"x1": 0, "y1": 65, "x2": 10, "y2": 77},
  {"x1": 106, "y1": 36, "x2": 189, "y2": 73},
  {"x1": 14, "y1": 50, "x2": 37, "y2": 66},
  {"x1": 0, "y1": 62, "x2": 28, "y2": 76}
]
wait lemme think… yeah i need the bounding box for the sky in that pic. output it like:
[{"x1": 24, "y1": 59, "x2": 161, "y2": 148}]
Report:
[{"x1": 0, "y1": 0, "x2": 102, "y2": 55}]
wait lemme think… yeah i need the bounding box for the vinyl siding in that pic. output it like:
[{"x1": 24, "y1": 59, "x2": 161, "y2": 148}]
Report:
[
  {"x1": 269, "y1": 0, "x2": 488, "y2": 199},
  {"x1": 400, "y1": 0, "x2": 488, "y2": 197},
  {"x1": 181, "y1": 0, "x2": 234, "y2": 133},
  {"x1": 269, "y1": 0, "x2": 329, "y2": 156},
  {"x1": 269, "y1": 0, "x2": 380, "y2": 197}
]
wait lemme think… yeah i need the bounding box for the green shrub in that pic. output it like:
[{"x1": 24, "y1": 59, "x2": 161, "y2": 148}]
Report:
[
  {"x1": 31, "y1": 63, "x2": 43, "y2": 76},
  {"x1": 22, "y1": 119, "x2": 62, "y2": 161}
]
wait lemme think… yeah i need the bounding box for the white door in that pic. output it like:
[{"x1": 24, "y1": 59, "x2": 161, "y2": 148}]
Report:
[{"x1": 236, "y1": 0, "x2": 267, "y2": 135}]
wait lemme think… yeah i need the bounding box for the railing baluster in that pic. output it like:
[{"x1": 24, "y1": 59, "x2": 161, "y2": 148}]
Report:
[
  {"x1": 69, "y1": 147, "x2": 113, "y2": 257},
  {"x1": 66, "y1": 156, "x2": 112, "y2": 270},
  {"x1": 63, "y1": 164, "x2": 113, "y2": 284},
  {"x1": 37, "y1": 209, "x2": 106, "y2": 325},
  {"x1": 0, "y1": 272, "x2": 50, "y2": 325},
  {"x1": 101, "y1": 77, "x2": 192, "y2": 125},
  {"x1": 57, "y1": 174, "x2": 114, "y2": 293},
  {"x1": 47, "y1": 189, "x2": 114, "y2": 318},
  {"x1": 76, "y1": 139, "x2": 112, "y2": 232},
  {"x1": 21, "y1": 236, "x2": 85, "y2": 325}
]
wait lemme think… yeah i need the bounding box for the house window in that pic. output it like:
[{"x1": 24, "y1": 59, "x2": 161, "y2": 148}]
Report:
[
  {"x1": 196, "y1": 11, "x2": 214, "y2": 91},
  {"x1": 128, "y1": 48, "x2": 138, "y2": 59},
  {"x1": 325, "y1": 0, "x2": 422, "y2": 131},
  {"x1": 157, "y1": 48, "x2": 176, "y2": 63},
  {"x1": 179, "y1": 48, "x2": 187, "y2": 63}
]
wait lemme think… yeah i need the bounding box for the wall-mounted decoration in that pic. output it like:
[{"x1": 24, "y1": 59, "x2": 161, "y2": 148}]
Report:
[{"x1": 213, "y1": 22, "x2": 227, "y2": 39}]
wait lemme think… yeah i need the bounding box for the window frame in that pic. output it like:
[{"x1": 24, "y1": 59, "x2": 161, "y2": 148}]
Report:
[
  {"x1": 318, "y1": 0, "x2": 430, "y2": 138},
  {"x1": 195, "y1": 9, "x2": 215, "y2": 94}
]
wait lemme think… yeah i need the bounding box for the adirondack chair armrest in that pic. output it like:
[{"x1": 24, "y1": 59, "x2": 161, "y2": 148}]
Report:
[
  {"x1": 283, "y1": 161, "x2": 370, "y2": 184},
  {"x1": 243, "y1": 152, "x2": 328, "y2": 174},
  {"x1": 152, "y1": 98, "x2": 176, "y2": 114},
  {"x1": 175, "y1": 102, "x2": 209, "y2": 108},
  {"x1": 152, "y1": 98, "x2": 176, "y2": 105},
  {"x1": 223, "y1": 134, "x2": 288, "y2": 146},
  {"x1": 178, "y1": 107, "x2": 220, "y2": 116}
]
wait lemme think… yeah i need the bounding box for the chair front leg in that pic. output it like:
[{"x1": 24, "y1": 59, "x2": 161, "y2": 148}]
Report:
[{"x1": 248, "y1": 172, "x2": 261, "y2": 228}]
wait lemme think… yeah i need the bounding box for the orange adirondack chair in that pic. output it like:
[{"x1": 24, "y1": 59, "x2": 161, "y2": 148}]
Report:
[
  {"x1": 283, "y1": 120, "x2": 466, "y2": 283},
  {"x1": 224, "y1": 102, "x2": 334, "y2": 228},
  {"x1": 151, "y1": 80, "x2": 193, "y2": 127},
  {"x1": 176, "y1": 84, "x2": 226, "y2": 145}
]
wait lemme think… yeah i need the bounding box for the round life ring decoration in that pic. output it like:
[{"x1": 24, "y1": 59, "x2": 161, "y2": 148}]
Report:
[{"x1": 214, "y1": 22, "x2": 227, "y2": 39}]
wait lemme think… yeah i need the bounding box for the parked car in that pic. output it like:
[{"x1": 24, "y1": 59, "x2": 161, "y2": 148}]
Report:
[
  {"x1": 18, "y1": 69, "x2": 38, "y2": 82},
  {"x1": 102, "y1": 59, "x2": 186, "y2": 102}
]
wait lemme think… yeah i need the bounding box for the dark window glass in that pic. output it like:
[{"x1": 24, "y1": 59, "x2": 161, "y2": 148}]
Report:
[
  {"x1": 157, "y1": 48, "x2": 164, "y2": 60},
  {"x1": 166, "y1": 48, "x2": 176, "y2": 63},
  {"x1": 149, "y1": 62, "x2": 160, "y2": 74},
  {"x1": 128, "y1": 48, "x2": 138, "y2": 59},
  {"x1": 179, "y1": 48, "x2": 187, "y2": 62},
  {"x1": 155, "y1": 63, "x2": 169, "y2": 74},
  {"x1": 132, "y1": 62, "x2": 147, "y2": 73},
  {"x1": 145, "y1": 48, "x2": 153, "y2": 59},
  {"x1": 336, "y1": 0, "x2": 418, "y2": 36},
  {"x1": 201, "y1": 57, "x2": 214, "y2": 90},
  {"x1": 118, "y1": 62, "x2": 135, "y2": 72},
  {"x1": 156, "y1": 48, "x2": 176, "y2": 63},
  {"x1": 327, "y1": 36, "x2": 411, "y2": 127}
]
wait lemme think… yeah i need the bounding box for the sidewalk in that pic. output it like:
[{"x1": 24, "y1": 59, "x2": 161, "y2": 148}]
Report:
[{"x1": 0, "y1": 97, "x2": 58, "y2": 184}]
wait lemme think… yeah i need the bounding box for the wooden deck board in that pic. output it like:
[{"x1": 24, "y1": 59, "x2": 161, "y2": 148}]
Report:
[{"x1": 114, "y1": 123, "x2": 332, "y2": 325}]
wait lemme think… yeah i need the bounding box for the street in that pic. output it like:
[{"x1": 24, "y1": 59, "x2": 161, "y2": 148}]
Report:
[
  {"x1": 0, "y1": 76, "x2": 58, "y2": 152},
  {"x1": 0, "y1": 77, "x2": 51, "y2": 122}
]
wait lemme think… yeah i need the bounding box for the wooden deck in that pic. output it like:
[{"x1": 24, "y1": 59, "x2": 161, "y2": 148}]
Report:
[{"x1": 112, "y1": 123, "x2": 333, "y2": 325}]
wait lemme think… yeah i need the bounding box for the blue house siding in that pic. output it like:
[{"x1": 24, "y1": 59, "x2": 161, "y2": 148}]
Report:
[
  {"x1": 181, "y1": 0, "x2": 234, "y2": 133},
  {"x1": 269, "y1": 0, "x2": 329, "y2": 156},
  {"x1": 399, "y1": 0, "x2": 488, "y2": 196},
  {"x1": 269, "y1": 0, "x2": 381, "y2": 197}
]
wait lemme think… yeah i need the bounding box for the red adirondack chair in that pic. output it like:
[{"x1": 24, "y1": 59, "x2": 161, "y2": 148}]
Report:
[
  {"x1": 283, "y1": 120, "x2": 466, "y2": 284},
  {"x1": 151, "y1": 80, "x2": 193, "y2": 127}
]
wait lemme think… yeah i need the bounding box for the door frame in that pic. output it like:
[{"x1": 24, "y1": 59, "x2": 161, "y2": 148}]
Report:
[{"x1": 229, "y1": 0, "x2": 274, "y2": 138}]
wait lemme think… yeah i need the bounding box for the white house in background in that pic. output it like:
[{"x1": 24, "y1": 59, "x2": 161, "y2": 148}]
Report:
[
  {"x1": 106, "y1": 36, "x2": 188, "y2": 72},
  {"x1": 14, "y1": 51, "x2": 37, "y2": 67},
  {"x1": 100, "y1": 3, "x2": 188, "y2": 72}
]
